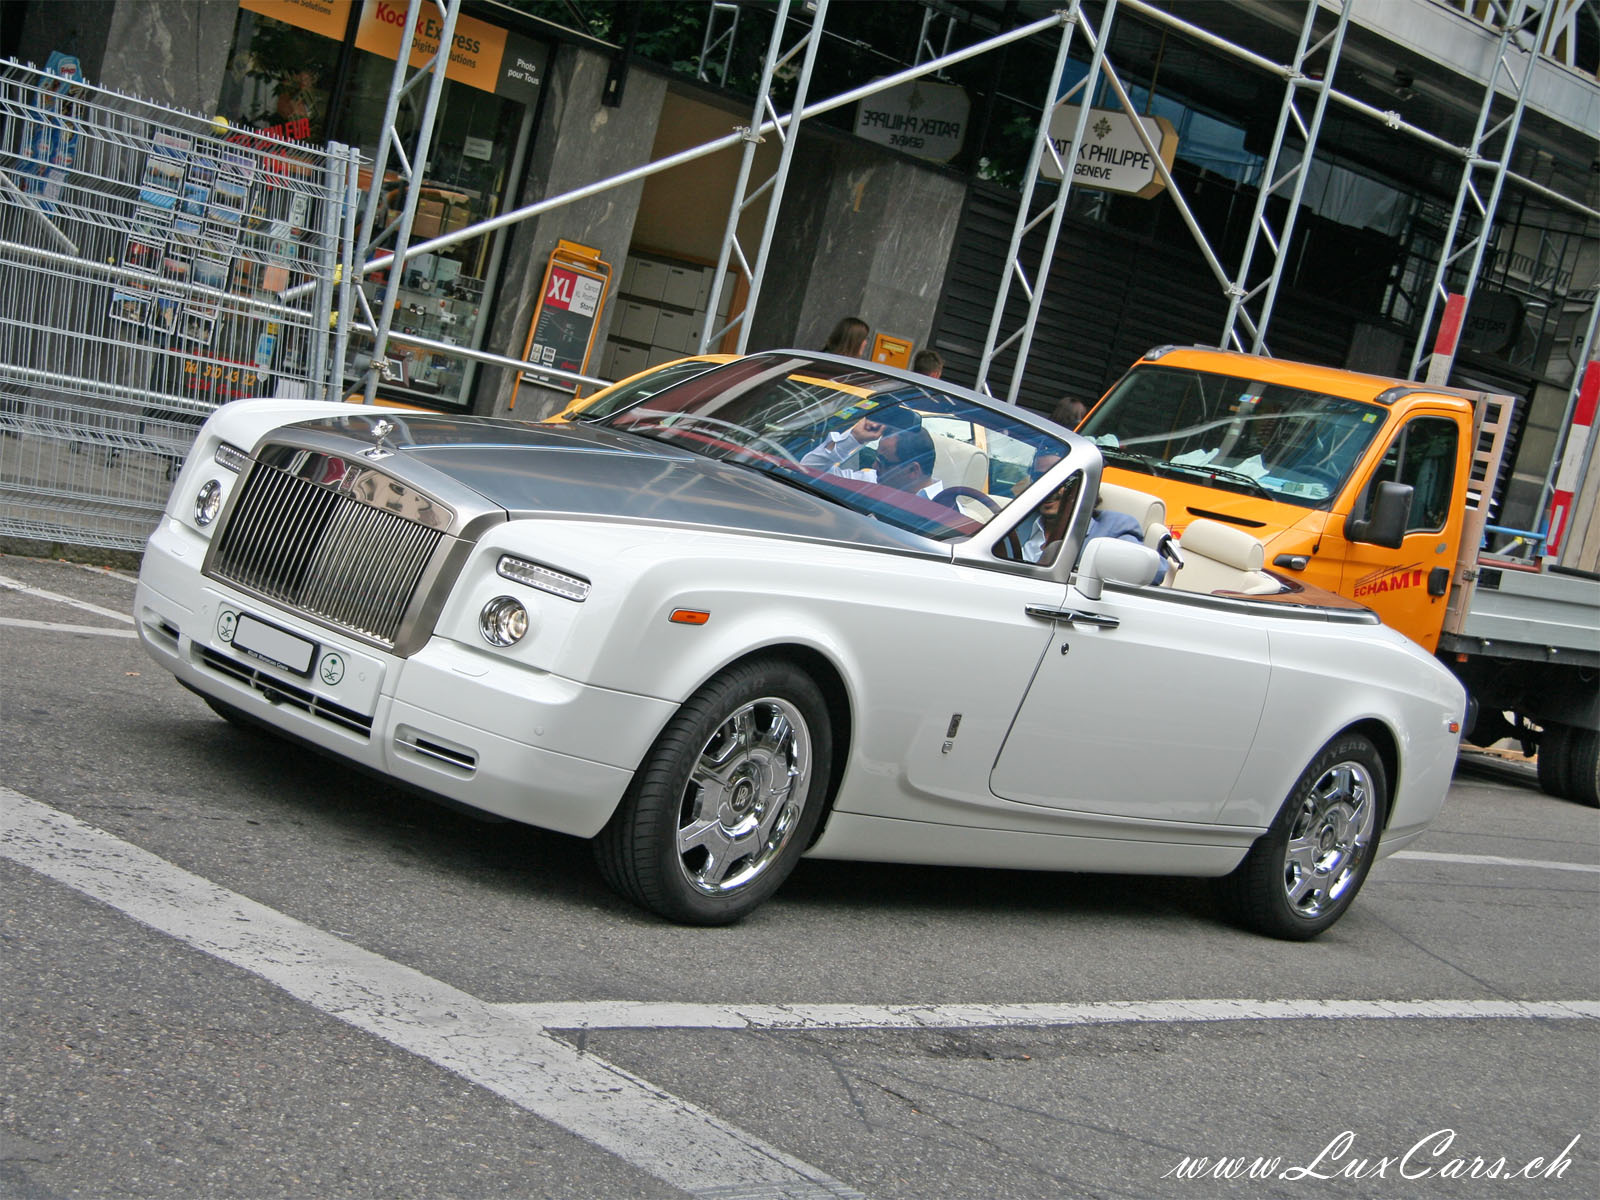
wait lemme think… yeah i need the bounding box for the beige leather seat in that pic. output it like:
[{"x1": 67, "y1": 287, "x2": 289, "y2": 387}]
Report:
[
  {"x1": 930, "y1": 433, "x2": 990, "y2": 491},
  {"x1": 1097, "y1": 480, "x2": 1176, "y2": 583},
  {"x1": 1170, "y1": 518, "x2": 1280, "y2": 595},
  {"x1": 1097, "y1": 480, "x2": 1165, "y2": 534}
]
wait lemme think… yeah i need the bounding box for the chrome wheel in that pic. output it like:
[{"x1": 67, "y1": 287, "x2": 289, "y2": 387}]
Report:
[
  {"x1": 676, "y1": 696, "x2": 812, "y2": 895},
  {"x1": 594, "y1": 658, "x2": 832, "y2": 925},
  {"x1": 1215, "y1": 733, "x2": 1388, "y2": 940},
  {"x1": 1280, "y1": 760, "x2": 1377, "y2": 919}
]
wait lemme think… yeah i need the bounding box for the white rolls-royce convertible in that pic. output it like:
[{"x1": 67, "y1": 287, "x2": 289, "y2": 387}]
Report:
[{"x1": 134, "y1": 351, "x2": 1466, "y2": 938}]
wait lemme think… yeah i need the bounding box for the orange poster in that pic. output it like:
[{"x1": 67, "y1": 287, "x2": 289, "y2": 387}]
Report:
[{"x1": 239, "y1": 0, "x2": 352, "y2": 41}]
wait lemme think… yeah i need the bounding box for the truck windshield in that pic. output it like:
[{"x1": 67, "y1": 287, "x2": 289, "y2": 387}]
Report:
[{"x1": 1080, "y1": 364, "x2": 1386, "y2": 507}]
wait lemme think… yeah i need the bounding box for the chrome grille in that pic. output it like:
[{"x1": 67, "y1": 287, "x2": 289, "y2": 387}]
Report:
[{"x1": 209, "y1": 456, "x2": 443, "y2": 648}]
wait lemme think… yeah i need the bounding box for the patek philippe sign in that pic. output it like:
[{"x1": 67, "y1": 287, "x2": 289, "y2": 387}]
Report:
[
  {"x1": 854, "y1": 80, "x2": 970, "y2": 164},
  {"x1": 1040, "y1": 106, "x2": 1179, "y2": 198}
]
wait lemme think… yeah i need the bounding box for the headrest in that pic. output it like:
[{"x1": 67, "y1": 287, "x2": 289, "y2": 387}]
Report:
[
  {"x1": 1180, "y1": 518, "x2": 1265, "y2": 571},
  {"x1": 1097, "y1": 481, "x2": 1166, "y2": 531}
]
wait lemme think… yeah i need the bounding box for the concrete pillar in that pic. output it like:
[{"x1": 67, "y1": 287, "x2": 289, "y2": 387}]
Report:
[
  {"x1": 18, "y1": 0, "x2": 233, "y2": 114},
  {"x1": 750, "y1": 135, "x2": 965, "y2": 361},
  {"x1": 480, "y1": 45, "x2": 667, "y2": 418}
]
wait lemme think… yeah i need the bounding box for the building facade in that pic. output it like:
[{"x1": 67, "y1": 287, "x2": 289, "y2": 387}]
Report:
[{"x1": 5, "y1": 0, "x2": 1595, "y2": 538}]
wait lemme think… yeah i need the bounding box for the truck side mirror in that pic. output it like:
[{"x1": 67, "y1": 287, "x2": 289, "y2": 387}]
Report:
[{"x1": 1345, "y1": 480, "x2": 1413, "y2": 549}]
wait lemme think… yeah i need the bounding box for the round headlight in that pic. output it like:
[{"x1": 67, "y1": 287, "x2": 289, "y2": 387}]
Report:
[
  {"x1": 194, "y1": 479, "x2": 223, "y2": 526},
  {"x1": 479, "y1": 595, "x2": 528, "y2": 647}
]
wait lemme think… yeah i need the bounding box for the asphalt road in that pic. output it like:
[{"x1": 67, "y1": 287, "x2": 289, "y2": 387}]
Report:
[{"x1": 3, "y1": 552, "x2": 1596, "y2": 1200}]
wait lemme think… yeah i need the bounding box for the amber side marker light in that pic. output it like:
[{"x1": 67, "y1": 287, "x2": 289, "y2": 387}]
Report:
[{"x1": 670, "y1": 609, "x2": 711, "y2": 625}]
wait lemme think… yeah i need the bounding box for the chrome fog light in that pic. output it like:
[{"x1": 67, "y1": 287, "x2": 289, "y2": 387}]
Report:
[
  {"x1": 479, "y1": 595, "x2": 528, "y2": 647},
  {"x1": 194, "y1": 479, "x2": 224, "y2": 526}
]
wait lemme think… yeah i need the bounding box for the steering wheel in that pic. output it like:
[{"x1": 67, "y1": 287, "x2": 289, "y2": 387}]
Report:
[{"x1": 935, "y1": 485, "x2": 1002, "y2": 513}]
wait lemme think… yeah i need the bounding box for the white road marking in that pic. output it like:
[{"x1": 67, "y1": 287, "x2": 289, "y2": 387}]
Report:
[
  {"x1": 0, "y1": 616, "x2": 137, "y2": 638},
  {"x1": 1390, "y1": 849, "x2": 1600, "y2": 874},
  {"x1": 0, "y1": 788, "x2": 865, "y2": 1200},
  {"x1": 5, "y1": 786, "x2": 1597, "y2": 1198},
  {"x1": 499, "y1": 997, "x2": 1599, "y2": 1032},
  {"x1": 0, "y1": 573, "x2": 135, "y2": 622}
]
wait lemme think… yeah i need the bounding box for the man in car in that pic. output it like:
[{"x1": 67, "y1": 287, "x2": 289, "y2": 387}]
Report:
[
  {"x1": 802, "y1": 411, "x2": 945, "y2": 501},
  {"x1": 1021, "y1": 453, "x2": 1160, "y2": 581}
]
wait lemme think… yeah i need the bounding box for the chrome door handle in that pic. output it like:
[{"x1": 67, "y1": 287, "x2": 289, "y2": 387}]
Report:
[{"x1": 1025, "y1": 605, "x2": 1121, "y2": 629}]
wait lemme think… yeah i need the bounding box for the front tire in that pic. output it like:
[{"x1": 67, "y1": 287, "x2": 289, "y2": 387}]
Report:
[
  {"x1": 594, "y1": 657, "x2": 833, "y2": 925},
  {"x1": 1215, "y1": 733, "x2": 1387, "y2": 940}
]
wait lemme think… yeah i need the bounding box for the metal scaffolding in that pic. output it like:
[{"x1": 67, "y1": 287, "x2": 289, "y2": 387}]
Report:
[
  {"x1": 702, "y1": 0, "x2": 828, "y2": 353},
  {"x1": 349, "y1": 0, "x2": 1596, "y2": 461},
  {"x1": 1407, "y1": 0, "x2": 1559, "y2": 381},
  {"x1": 347, "y1": 0, "x2": 461, "y2": 403},
  {"x1": 1220, "y1": 0, "x2": 1352, "y2": 356}
]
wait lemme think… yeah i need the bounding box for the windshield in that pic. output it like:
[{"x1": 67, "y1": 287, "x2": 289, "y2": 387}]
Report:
[
  {"x1": 569, "y1": 357, "x2": 725, "y2": 421},
  {"x1": 1080, "y1": 364, "x2": 1386, "y2": 507},
  {"x1": 603, "y1": 353, "x2": 1067, "y2": 542}
]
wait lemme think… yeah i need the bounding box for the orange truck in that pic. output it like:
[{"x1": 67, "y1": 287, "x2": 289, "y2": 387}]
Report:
[{"x1": 1079, "y1": 345, "x2": 1600, "y2": 805}]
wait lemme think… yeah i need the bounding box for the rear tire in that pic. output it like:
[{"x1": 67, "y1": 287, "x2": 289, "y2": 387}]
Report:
[
  {"x1": 1215, "y1": 733, "x2": 1387, "y2": 940},
  {"x1": 1562, "y1": 727, "x2": 1599, "y2": 808},
  {"x1": 594, "y1": 657, "x2": 832, "y2": 925},
  {"x1": 1537, "y1": 723, "x2": 1572, "y2": 800}
]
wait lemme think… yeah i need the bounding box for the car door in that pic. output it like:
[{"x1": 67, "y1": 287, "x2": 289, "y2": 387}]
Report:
[{"x1": 989, "y1": 587, "x2": 1272, "y2": 825}]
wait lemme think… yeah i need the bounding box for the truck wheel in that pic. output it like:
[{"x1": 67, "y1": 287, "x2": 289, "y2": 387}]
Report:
[
  {"x1": 593, "y1": 657, "x2": 832, "y2": 925},
  {"x1": 1536, "y1": 723, "x2": 1572, "y2": 800},
  {"x1": 1214, "y1": 734, "x2": 1387, "y2": 940},
  {"x1": 1562, "y1": 728, "x2": 1599, "y2": 808}
]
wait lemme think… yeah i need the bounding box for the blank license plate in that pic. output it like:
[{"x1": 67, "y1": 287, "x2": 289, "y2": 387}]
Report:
[{"x1": 233, "y1": 613, "x2": 316, "y2": 676}]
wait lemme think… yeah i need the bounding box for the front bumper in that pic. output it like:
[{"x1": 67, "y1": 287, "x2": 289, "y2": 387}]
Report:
[{"x1": 135, "y1": 516, "x2": 671, "y2": 838}]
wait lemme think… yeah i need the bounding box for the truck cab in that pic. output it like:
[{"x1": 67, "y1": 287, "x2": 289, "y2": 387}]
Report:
[{"x1": 1080, "y1": 346, "x2": 1476, "y2": 651}]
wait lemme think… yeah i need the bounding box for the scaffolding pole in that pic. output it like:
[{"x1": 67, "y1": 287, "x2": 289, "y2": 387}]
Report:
[
  {"x1": 1220, "y1": 0, "x2": 1351, "y2": 356},
  {"x1": 350, "y1": 0, "x2": 461, "y2": 403},
  {"x1": 700, "y1": 0, "x2": 828, "y2": 354},
  {"x1": 976, "y1": 3, "x2": 1088, "y2": 403},
  {"x1": 1409, "y1": 0, "x2": 1559, "y2": 382}
]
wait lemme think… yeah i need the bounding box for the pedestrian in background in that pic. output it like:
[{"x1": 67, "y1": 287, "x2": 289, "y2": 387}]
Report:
[
  {"x1": 1053, "y1": 395, "x2": 1089, "y2": 428},
  {"x1": 823, "y1": 316, "x2": 870, "y2": 357},
  {"x1": 912, "y1": 349, "x2": 943, "y2": 378}
]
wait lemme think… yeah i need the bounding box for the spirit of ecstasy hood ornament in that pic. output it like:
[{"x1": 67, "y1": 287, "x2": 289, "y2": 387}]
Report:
[{"x1": 363, "y1": 417, "x2": 396, "y2": 460}]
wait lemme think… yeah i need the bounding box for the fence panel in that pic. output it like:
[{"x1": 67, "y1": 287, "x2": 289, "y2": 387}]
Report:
[{"x1": 0, "y1": 58, "x2": 357, "y2": 552}]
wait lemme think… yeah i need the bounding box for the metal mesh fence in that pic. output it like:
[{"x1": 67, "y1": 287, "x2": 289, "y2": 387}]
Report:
[{"x1": 0, "y1": 58, "x2": 358, "y2": 552}]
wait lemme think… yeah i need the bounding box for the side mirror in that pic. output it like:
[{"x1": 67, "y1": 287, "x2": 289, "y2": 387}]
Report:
[
  {"x1": 1345, "y1": 480, "x2": 1412, "y2": 549},
  {"x1": 1073, "y1": 537, "x2": 1163, "y2": 601}
]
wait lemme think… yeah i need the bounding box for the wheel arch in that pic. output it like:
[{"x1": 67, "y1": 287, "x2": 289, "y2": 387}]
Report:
[
  {"x1": 1338, "y1": 717, "x2": 1400, "y2": 829},
  {"x1": 712, "y1": 642, "x2": 854, "y2": 848}
]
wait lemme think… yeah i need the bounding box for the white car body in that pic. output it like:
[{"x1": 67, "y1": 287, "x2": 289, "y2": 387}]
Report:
[{"x1": 135, "y1": 352, "x2": 1466, "y2": 934}]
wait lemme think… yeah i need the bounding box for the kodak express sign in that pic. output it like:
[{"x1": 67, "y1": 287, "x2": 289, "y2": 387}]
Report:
[
  {"x1": 356, "y1": 1, "x2": 543, "y2": 104},
  {"x1": 241, "y1": 1, "x2": 542, "y2": 105}
]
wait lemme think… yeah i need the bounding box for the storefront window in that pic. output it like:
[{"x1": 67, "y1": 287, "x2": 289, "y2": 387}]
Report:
[
  {"x1": 219, "y1": 2, "x2": 344, "y2": 144},
  {"x1": 334, "y1": 47, "x2": 533, "y2": 403},
  {"x1": 217, "y1": 1, "x2": 547, "y2": 408}
]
